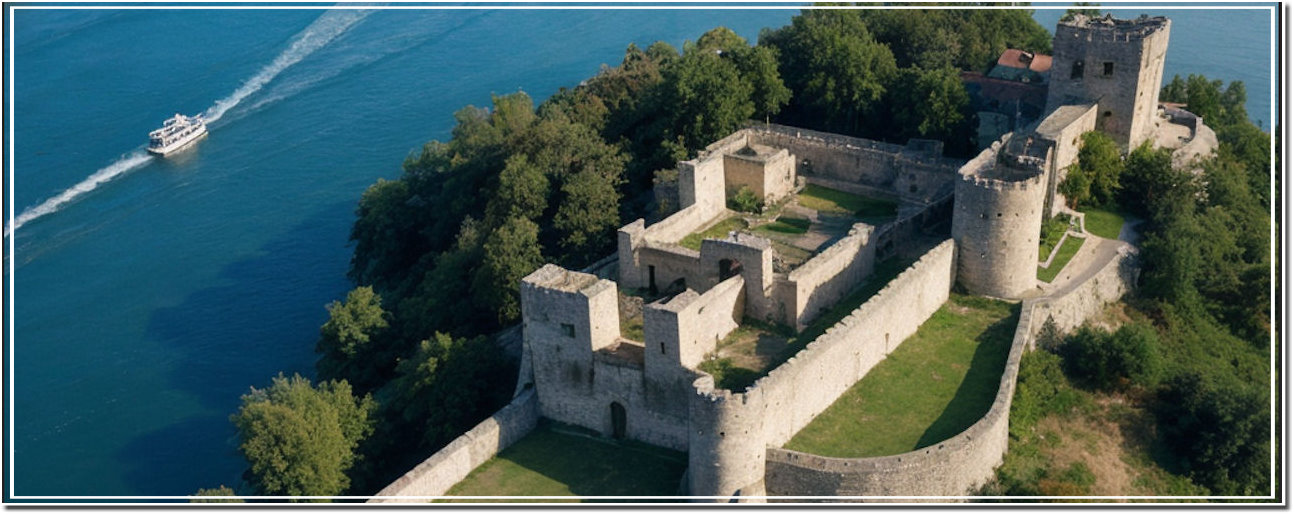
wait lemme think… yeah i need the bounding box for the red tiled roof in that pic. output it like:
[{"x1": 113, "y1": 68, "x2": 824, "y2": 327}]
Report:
[{"x1": 996, "y1": 49, "x2": 1052, "y2": 73}]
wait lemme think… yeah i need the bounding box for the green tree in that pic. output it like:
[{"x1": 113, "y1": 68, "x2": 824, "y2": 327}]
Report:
[
  {"x1": 191, "y1": 485, "x2": 243, "y2": 502},
  {"x1": 763, "y1": 9, "x2": 897, "y2": 137},
  {"x1": 1061, "y1": 4, "x2": 1102, "y2": 22},
  {"x1": 1060, "y1": 324, "x2": 1162, "y2": 391},
  {"x1": 386, "y1": 333, "x2": 516, "y2": 449},
  {"x1": 348, "y1": 179, "x2": 419, "y2": 290},
  {"x1": 887, "y1": 66, "x2": 975, "y2": 154},
  {"x1": 1058, "y1": 164, "x2": 1093, "y2": 208},
  {"x1": 1154, "y1": 373, "x2": 1270, "y2": 495},
  {"x1": 1071, "y1": 131, "x2": 1123, "y2": 207},
  {"x1": 232, "y1": 374, "x2": 376, "y2": 499},
  {"x1": 316, "y1": 286, "x2": 391, "y2": 392},
  {"x1": 1118, "y1": 142, "x2": 1185, "y2": 218},
  {"x1": 485, "y1": 153, "x2": 550, "y2": 226},
  {"x1": 473, "y1": 217, "x2": 545, "y2": 325}
]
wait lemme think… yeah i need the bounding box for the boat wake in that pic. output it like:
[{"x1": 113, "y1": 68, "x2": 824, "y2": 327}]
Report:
[
  {"x1": 6, "y1": 9, "x2": 372, "y2": 237},
  {"x1": 203, "y1": 9, "x2": 372, "y2": 124}
]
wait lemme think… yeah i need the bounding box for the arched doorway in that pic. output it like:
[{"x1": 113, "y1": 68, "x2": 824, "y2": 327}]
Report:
[{"x1": 610, "y1": 402, "x2": 627, "y2": 439}]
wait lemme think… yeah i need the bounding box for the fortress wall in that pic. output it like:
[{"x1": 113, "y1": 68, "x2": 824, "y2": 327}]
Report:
[
  {"x1": 1028, "y1": 243, "x2": 1138, "y2": 336},
  {"x1": 725, "y1": 154, "x2": 769, "y2": 198},
  {"x1": 642, "y1": 204, "x2": 721, "y2": 244},
  {"x1": 763, "y1": 297, "x2": 1026, "y2": 499},
  {"x1": 759, "y1": 240, "x2": 956, "y2": 447},
  {"x1": 670, "y1": 275, "x2": 746, "y2": 368},
  {"x1": 784, "y1": 223, "x2": 877, "y2": 331},
  {"x1": 761, "y1": 149, "x2": 798, "y2": 202},
  {"x1": 761, "y1": 240, "x2": 1139, "y2": 499},
  {"x1": 687, "y1": 241, "x2": 955, "y2": 500},
  {"x1": 370, "y1": 388, "x2": 539, "y2": 502},
  {"x1": 745, "y1": 125, "x2": 960, "y2": 200},
  {"x1": 637, "y1": 243, "x2": 707, "y2": 293},
  {"x1": 1037, "y1": 104, "x2": 1100, "y2": 216},
  {"x1": 593, "y1": 359, "x2": 690, "y2": 450}
]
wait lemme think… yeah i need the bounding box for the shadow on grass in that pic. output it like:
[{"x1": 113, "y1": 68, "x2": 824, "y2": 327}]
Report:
[{"x1": 915, "y1": 302, "x2": 1020, "y2": 449}]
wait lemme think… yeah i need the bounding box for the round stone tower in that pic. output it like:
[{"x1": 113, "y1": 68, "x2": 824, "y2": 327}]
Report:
[
  {"x1": 688, "y1": 376, "x2": 766, "y2": 502},
  {"x1": 951, "y1": 136, "x2": 1049, "y2": 299}
]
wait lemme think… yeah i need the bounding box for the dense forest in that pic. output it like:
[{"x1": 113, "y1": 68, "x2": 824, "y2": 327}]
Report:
[{"x1": 199, "y1": 7, "x2": 1274, "y2": 501}]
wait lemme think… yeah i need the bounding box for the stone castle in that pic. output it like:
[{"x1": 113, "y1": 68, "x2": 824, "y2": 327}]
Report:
[{"x1": 374, "y1": 14, "x2": 1216, "y2": 502}]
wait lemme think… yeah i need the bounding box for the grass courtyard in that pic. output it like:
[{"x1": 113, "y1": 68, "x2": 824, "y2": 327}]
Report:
[
  {"x1": 798, "y1": 184, "x2": 898, "y2": 224},
  {"x1": 782, "y1": 293, "x2": 1018, "y2": 457},
  {"x1": 442, "y1": 426, "x2": 686, "y2": 502}
]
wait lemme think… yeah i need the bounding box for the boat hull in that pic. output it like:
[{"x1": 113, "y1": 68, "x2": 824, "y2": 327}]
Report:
[{"x1": 147, "y1": 126, "x2": 208, "y2": 157}]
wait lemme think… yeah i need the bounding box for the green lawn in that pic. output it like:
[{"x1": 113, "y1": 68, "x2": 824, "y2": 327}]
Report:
[
  {"x1": 756, "y1": 215, "x2": 811, "y2": 235},
  {"x1": 1038, "y1": 235, "x2": 1086, "y2": 283},
  {"x1": 797, "y1": 184, "x2": 898, "y2": 222},
  {"x1": 1079, "y1": 207, "x2": 1126, "y2": 240},
  {"x1": 782, "y1": 293, "x2": 1018, "y2": 458},
  {"x1": 678, "y1": 216, "x2": 748, "y2": 251},
  {"x1": 442, "y1": 426, "x2": 687, "y2": 502},
  {"x1": 1039, "y1": 215, "x2": 1071, "y2": 260}
]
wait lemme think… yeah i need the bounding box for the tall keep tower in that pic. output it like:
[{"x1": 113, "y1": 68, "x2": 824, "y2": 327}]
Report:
[{"x1": 1045, "y1": 14, "x2": 1171, "y2": 151}]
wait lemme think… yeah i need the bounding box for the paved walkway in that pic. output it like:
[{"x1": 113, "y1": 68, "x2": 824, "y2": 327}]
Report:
[{"x1": 1031, "y1": 217, "x2": 1139, "y2": 299}]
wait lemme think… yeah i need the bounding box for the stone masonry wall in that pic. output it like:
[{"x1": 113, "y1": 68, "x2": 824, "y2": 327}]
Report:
[
  {"x1": 1047, "y1": 15, "x2": 1171, "y2": 151},
  {"x1": 745, "y1": 124, "x2": 961, "y2": 203},
  {"x1": 951, "y1": 139, "x2": 1048, "y2": 299},
  {"x1": 759, "y1": 239, "x2": 1138, "y2": 500},
  {"x1": 369, "y1": 389, "x2": 539, "y2": 502},
  {"x1": 688, "y1": 240, "x2": 956, "y2": 500},
  {"x1": 779, "y1": 223, "x2": 877, "y2": 331}
]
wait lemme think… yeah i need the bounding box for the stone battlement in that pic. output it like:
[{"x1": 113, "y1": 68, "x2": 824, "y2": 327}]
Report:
[
  {"x1": 956, "y1": 136, "x2": 1047, "y2": 191},
  {"x1": 1059, "y1": 14, "x2": 1170, "y2": 41}
]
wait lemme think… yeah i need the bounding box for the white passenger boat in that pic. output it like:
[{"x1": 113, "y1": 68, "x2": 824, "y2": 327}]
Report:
[{"x1": 147, "y1": 113, "x2": 207, "y2": 156}]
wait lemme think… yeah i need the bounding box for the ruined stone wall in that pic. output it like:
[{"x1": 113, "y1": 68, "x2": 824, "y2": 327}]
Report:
[
  {"x1": 780, "y1": 223, "x2": 877, "y2": 331},
  {"x1": 951, "y1": 139, "x2": 1048, "y2": 299},
  {"x1": 644, "y1": 275, "x2": 745, "y2": 374},
  {"x1": 744, "y1": 124, "x2": 961, "y2": 203},
  {"x1": 1047, "y1": 15, "x2": 1171, "y2": 151},
  {"x1": 636, "y1": 242, "x2": 707, "y2": 294},
  {"x1": 689, "y1": 240, "x2": 956, "y2": 500},
  {"x1": 369, "y1": 389, "x2": 539, "y2": 502}
]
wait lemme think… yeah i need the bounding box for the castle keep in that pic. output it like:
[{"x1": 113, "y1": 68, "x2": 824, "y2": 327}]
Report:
[{"x1": 375, "y1": 13, "x2": 1214, "y2": 502}]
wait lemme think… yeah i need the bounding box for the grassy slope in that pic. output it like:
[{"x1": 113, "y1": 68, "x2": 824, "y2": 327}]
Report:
[
  {"x1": 442, "y1": 427, "x2": 686, "y2": 502},
  {"x1": 1080, "y1": 206, "x2": 1126, "y2": 240},
  {"x1": 783, "y1": 294, "x2": 1018, "y2": 457}
]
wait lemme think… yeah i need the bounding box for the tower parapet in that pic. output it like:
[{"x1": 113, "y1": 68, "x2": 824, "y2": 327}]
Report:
[
  {"x1": 688, "y1": 376, "x2": 767, "y2": 501},
  {"x1": 951, "y1": 136, "x2": 1049, "y2": 299}
]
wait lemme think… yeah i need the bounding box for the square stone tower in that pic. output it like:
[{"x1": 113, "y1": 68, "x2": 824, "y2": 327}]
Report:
[{"x1": 1045, "y1": 14, "x2": 1171, "y2": 151}]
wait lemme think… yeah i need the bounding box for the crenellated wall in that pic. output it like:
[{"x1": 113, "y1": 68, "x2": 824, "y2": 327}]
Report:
[
  {"x1": 759, "y1": 239, "x2": 1139, "y2": 501},
  {"x1": 689, "y1": 240, "x2": 956, "y2": 500}
]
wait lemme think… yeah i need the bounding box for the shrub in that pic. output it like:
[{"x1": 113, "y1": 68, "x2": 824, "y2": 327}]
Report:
[
  {"x1": 1060, "y1": 323, "x2": 1162, "y2": 392},
  {"x1": 1153, "y1": 372, "x2": 1269, "y2": 495},
  {"x1": 1010, "y1": 348, "x2": 1085, "y2": 439},
  {"x1": 728, "y1": 186, "x2": 763, "y2": 213}
]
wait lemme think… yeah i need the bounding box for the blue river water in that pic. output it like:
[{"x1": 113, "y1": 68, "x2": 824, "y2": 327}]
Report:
[{"x1": 5, "y1": 6, "x2": 1274, "y2": 498}]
